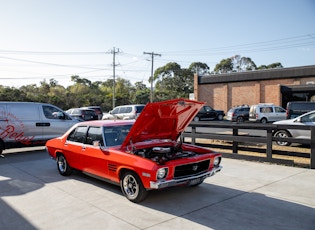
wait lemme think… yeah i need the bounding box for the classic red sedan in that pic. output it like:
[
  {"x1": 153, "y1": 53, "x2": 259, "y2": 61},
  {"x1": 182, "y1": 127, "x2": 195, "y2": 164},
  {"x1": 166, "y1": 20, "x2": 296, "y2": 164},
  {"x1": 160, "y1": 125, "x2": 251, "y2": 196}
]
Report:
[{"x1": 46, "y1": 99, "x2": 222, "y2": 202}]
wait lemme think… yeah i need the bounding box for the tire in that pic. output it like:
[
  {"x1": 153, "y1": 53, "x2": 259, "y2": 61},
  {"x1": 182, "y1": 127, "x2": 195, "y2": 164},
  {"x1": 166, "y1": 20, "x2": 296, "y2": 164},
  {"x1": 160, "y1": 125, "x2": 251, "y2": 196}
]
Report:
[
  {"x1": 57, "y1": 154, "x2": 72, "y2": 176},
  {"x1": 0, "y1": 141, "x2": 4, "y2": 155},
  {"x1": 120, "y1": 171, "x2": 148, "y2": 203},
  {"x1": 260, "y1": 118, "x2": 267, "y2": 124},
  {"x1": 236, "y1": 116, "x2": 244, "y2": 123},
  {"x1": 217, "y1": 114, "x2": 223, "y2": 120},
  {"x1": 193, "y1": 116, "x2": 200, "y2": 122},
  {"x1": 274, "y1": 130, "x2": 291, "y2": 146}
]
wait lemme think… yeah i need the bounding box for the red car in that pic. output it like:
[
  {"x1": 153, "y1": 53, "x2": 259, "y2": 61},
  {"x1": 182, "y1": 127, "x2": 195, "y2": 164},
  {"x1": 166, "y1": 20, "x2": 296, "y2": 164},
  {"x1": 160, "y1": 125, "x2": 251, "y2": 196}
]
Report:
[{"x1": 46, "y1": 99, "x2": 222, "y2": 202}]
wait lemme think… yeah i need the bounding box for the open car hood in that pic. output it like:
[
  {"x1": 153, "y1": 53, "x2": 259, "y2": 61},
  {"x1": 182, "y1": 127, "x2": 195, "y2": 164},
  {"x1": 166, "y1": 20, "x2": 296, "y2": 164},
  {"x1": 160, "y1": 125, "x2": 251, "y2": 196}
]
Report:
[{"x1": 121, "y1": 98, "x2": 204, "y2": 148}]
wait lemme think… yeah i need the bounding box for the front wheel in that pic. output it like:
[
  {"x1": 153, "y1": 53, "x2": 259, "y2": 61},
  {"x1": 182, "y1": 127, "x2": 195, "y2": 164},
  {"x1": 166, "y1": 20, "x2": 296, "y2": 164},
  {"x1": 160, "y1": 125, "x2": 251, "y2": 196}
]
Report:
[
  {"x1": 120, "y1": 171, "x2": 148, "y2": 203},
  {"x1": 57, "y1": 154, "x2": 72, "y2": 176},
  {"x1": 274, "y1": 130, "x2": 291, "y2": 146},
  {"x1": 217, "y1": 114, "x2": 223, "y2": 120},
  {"x1": 193, "y1": 116, "x2": 200, "y2": 122}
]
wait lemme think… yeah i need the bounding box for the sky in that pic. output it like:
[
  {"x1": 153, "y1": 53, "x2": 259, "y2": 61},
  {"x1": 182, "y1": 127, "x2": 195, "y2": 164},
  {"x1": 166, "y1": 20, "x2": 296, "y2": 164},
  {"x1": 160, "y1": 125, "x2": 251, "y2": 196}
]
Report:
[{"x1": 0, "y1": 0, "x2": 315, "y2": 88}]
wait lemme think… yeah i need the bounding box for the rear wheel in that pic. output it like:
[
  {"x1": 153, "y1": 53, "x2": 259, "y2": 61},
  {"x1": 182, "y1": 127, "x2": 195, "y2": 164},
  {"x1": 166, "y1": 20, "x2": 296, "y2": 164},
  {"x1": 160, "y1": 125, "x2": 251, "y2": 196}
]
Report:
[
  {"x1": 193, "y1": 116, "x2": 200, "y2": 122},
  {"x1": 236, "y1": 116, "x2": 244, "y2": 122},
  {"x1": 120, "y1": 171, "x2": 148, "y2": 203},
  {"x1": 260, "y1": 118, "x2": 267, "y2": 124},
  {"x1": 217, "y1": 114, "x2": 223, "y2": 120},
  {"x1": 57, "y1": 154, "x2": 72, "y2": 176},
  {"x1": 274, "y1": 130, "x2": 291, "y2": 146},
  {"x1": 0, "y1": 141, "x2": 4, "y2": 155}
]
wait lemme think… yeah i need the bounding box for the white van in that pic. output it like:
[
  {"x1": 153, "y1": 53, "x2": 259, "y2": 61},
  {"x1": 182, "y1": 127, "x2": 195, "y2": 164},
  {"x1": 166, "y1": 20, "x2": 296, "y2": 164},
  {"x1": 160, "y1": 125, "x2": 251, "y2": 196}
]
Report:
[
  {"x1": 0, "y1": 102, "x2": 79, "y2": 154},
  {"x1": 102, "y1": 104, "x2": 145, "y2": 120},
  {"x1": 249, "y1": 103, "x2": 286, "y2": 123}
]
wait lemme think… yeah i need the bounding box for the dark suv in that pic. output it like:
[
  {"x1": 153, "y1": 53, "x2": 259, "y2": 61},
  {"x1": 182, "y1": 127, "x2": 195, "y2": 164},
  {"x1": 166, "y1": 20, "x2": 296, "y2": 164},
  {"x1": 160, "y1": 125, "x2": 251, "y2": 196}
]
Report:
[
  {"x1": 226, "y1": 105, "x2": 250, "y2": 122},
  {"x1": 81, "y1": 106, "x2": 103, "y2": 120},
  {"x1": 193, "y1": 105, "x2": 225, "y2": 121},
  {"x1": 66, "y1": 108, "x2": 99, "y2": 121}
]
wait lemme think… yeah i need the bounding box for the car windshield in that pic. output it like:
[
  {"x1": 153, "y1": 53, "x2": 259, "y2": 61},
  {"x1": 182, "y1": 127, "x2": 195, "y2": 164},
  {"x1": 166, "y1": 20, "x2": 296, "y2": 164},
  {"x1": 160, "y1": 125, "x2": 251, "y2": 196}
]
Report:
[{"x1": 103, "y1": 124, "x2": 133, "y2": 147}]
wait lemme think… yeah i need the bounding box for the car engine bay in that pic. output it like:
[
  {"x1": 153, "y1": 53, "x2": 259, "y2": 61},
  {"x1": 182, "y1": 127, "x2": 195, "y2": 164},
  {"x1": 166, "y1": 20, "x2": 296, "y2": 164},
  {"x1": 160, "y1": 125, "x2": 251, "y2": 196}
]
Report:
[{"x1": 133, "y1": 146, "x2": 198, "y2": 164}]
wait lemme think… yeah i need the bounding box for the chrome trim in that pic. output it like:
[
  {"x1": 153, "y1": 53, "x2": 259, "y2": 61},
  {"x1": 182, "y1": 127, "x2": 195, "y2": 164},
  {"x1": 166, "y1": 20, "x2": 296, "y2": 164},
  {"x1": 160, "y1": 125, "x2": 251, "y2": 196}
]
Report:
[{"x1": 150, "y1": 166, "x2": 222, "y2": 189}]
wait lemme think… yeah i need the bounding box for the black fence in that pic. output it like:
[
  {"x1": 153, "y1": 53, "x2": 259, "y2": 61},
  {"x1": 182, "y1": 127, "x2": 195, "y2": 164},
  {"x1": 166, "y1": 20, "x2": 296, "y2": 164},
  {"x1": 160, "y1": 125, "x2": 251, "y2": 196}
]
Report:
[{"x1": 182, "y1": 122, "x2": 315, "y2": 169}]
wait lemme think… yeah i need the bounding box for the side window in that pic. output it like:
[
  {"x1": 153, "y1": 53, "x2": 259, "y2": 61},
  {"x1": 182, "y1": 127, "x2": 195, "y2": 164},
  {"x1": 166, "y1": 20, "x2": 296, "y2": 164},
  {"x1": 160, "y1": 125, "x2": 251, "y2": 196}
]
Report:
[
  {"x1": 204, "y1": 106, "x2": 213, "y2": 112},
  {"x1": 275, "y1": 107, "x2": 286, "y2": 113},
  {"x1": 120, "y1": 107, "x2": 128, "y2": 113},
  {"x1": 260, "y1": 107, "x2": 273, "y2": 113},
  {"x1": 86, "y1": 126, "x2": 103, "y2": 146},
  {"x1": 67, "y1": 126, "x2": 88, "y2": 143},
  {"x1": 125, "y1": 107, "x2": 132, "y2": 113},
  {"x1": 43, "y1": 105, "x2": 65, "y2": 119},
  {"x1": 111, "y1": 107, "x2": 119, "y2": 114}
]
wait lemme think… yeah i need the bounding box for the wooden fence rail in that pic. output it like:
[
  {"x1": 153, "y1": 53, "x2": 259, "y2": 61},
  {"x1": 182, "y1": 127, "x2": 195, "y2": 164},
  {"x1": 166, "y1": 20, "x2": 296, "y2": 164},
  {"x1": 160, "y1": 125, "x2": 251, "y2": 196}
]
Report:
[{"x1": 182, "y1": 122, "x2": 315, "y2": 169}]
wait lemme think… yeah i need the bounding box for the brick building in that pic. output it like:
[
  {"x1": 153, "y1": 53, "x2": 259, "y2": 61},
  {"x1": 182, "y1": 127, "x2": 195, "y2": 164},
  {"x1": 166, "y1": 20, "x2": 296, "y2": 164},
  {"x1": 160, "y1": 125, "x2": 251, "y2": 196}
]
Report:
[{"x1": 194, "y1": 65, "x2": 315, "y2": 113}]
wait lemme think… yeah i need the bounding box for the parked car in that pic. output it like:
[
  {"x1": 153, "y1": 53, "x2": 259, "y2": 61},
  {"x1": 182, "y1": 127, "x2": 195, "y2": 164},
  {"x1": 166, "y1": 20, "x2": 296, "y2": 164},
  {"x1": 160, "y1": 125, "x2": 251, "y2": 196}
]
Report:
[
  {"x1": 226, "y1": 105, "x2": 250, "y2": 122},
  {"x1": 81, "y1": 106, "x2": 103, "y2": 120},
  {"x1": 273, "y1": 110, "x2": 315, "y2": 146},
  {"x1": 193, "y1": 105, "x2": 225, "y2": 121},
  {"x1": 249, "y1": 103, "x2": 286, "y2": 123},
  {"x1": 102, "y1": 104, "x2": 145, "y2": 120},
  {"x1": 286, "y1": 101, "x2": 315, "y2": 119},
  {"x1": 0, "y1": 101, "x2": 78, "y2": 154},
  {"x1": 66, "y1": 108, "x2": 98, "y2": 121},
  {"x1": 46, "y1": 99, "x2": 222, "y2": 203}
]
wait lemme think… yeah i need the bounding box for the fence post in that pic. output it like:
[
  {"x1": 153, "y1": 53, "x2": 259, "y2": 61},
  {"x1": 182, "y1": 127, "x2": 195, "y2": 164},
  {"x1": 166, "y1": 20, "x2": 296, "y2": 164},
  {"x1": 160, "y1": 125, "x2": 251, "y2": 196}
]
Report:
[
  {"x1": 311, "y1": 126, "x2": 315, "y2": 169},
  {"x1": 266, "y1": 128, "x2": 273, "y2": 160},
  {"x1": 232, "y1": 128, "x2": 238, "y2": 154},
  {"x1": 191, "y1": 126, "x2": 196, "y2": 145}
]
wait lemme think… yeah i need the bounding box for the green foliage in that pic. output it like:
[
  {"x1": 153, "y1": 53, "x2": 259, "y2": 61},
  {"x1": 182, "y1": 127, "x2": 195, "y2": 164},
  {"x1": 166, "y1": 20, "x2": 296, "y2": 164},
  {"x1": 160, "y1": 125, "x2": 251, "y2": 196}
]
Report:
[
  {"x1": 0, "y1": 57, "x2": 283, "y2": 110},
  {"x1": 214, "y1": 58, "x2": 233, "y2": 74}
]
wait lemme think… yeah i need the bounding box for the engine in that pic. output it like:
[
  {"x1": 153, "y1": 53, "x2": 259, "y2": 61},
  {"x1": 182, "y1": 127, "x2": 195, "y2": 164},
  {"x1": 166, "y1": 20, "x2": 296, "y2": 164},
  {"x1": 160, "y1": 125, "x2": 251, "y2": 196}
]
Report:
[{"x1": 133, "y1": 146, "x2": 197, "y2": 164}]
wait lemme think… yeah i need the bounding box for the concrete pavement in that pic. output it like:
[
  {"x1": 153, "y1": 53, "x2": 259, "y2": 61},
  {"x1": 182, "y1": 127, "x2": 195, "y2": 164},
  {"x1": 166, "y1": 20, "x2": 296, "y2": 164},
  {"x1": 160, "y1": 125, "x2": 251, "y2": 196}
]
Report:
[{"x1": 0, "y1": 147, "x2": 314, "y2": 230}]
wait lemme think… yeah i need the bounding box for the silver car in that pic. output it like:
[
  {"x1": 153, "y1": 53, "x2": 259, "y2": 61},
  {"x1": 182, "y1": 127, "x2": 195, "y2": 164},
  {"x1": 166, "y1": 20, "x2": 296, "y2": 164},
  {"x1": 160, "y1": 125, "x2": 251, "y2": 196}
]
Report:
[{"x1": 273, "y1": 110, "x2": 315, "y2": 146}]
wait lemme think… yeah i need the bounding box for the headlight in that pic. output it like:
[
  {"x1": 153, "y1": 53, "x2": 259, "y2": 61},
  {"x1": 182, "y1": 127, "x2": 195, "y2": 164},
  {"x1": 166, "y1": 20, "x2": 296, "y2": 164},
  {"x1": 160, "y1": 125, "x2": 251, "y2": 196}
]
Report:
[
  {"x1": 157, "y1": 168, "x2": 168, "y2": 179},
  {"x1": 213, "y1": 156, "x2": 221, "y2": 166}
]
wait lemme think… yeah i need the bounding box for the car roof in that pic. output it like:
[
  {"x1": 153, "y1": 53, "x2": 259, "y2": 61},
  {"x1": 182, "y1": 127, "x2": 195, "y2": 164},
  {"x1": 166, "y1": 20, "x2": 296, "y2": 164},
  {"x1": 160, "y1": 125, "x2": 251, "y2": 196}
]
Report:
[{"x1": 75, "y1": 120, "x2": 135, "y2": 127}]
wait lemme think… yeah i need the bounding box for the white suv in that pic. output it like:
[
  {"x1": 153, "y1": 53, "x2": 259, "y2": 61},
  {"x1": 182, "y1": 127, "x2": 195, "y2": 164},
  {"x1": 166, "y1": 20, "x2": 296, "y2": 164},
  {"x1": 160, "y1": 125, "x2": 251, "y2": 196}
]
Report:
[
  {"x1": 249, "y1": 103, "x2": 286, "y2": 123},
  {"x1": 102, "y1": 104, "x2": 145, "y2": 120}
]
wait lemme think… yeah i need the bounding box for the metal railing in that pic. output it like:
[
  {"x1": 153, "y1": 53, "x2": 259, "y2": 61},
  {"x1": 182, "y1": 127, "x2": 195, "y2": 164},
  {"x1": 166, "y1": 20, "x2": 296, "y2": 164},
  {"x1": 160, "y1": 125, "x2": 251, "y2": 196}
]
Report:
[{"x1": 182, "y1": 122, "x2": 315, "y2": 169}]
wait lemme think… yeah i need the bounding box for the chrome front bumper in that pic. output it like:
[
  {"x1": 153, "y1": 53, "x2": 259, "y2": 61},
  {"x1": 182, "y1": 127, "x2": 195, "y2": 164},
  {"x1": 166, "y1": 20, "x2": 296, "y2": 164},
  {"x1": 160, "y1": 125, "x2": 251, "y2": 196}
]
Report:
[{"x1": 150, "y1": 166, "x2": 222, "y2": 189}]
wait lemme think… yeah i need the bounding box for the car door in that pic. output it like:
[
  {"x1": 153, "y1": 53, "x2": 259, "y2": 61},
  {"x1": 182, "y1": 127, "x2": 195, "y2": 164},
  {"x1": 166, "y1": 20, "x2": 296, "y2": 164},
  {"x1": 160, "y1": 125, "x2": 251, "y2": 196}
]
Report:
[
  {"x1": 274, "y1": 106, "x2": 286, "y2": 121},
  {"x1": 79, "y1": 126, "x2": 109, "y2": 178},
  {"x1": 64, "y1": 126, "x2": 89, "y2": 170},
  {"x1": 41, "y1": 105, "x2": 78, "y2": 140},
  {"x1": 289, "y1": 112, "x2": 315, "y2": 139}
]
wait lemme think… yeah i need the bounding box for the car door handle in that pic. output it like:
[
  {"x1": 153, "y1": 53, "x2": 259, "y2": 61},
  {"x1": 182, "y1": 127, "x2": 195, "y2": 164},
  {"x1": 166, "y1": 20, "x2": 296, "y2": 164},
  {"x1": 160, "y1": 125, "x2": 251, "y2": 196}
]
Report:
[{"x1": 36, "y1": 122, "x2": 50, "y2": 126}]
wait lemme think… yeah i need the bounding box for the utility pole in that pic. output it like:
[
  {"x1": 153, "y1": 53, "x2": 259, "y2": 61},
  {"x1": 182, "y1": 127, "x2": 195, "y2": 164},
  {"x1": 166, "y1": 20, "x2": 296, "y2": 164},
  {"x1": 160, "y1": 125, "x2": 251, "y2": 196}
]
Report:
[
  {"x1": 110, "y1": 47, "x2": 120, "y2": 109},
  {"x1": 143, "y1": 51, "x2": 161, "y2": 102}
]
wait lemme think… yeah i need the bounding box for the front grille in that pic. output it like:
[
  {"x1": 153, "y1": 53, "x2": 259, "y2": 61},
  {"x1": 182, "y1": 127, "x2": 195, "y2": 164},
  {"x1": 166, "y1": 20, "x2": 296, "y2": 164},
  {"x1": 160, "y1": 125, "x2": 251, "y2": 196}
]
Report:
[{"x1": 174, "y1": 160, "x2": 210, "y2": 178}]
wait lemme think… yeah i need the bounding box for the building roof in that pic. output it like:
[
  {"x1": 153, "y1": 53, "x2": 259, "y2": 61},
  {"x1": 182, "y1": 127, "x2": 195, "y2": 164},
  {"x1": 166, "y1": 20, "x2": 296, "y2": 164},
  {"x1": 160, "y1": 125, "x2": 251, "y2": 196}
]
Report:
[{"x1": 198, "y1": 65, "x2": 315, "y2": 84}]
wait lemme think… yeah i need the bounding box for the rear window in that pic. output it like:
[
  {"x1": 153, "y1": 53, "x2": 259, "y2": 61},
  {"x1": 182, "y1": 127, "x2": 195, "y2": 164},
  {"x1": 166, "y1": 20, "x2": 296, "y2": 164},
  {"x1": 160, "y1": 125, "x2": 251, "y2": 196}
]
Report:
[{"x1": 288, "y1": 102, "x2": 315, "y2": 110}]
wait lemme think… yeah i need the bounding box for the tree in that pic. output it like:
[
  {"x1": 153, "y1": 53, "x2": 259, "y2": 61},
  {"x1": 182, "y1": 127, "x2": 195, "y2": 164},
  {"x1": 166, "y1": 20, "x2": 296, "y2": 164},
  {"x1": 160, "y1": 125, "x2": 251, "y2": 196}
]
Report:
[
  {"x1": 132, "y1": 82, "x2": 150, "y2": 104},
  {"x1": 214, "y1": 58, "x2": 233, "y2": 74},
  {"x1": 231, "y1": 55, "x2": 257, "y2": 72},
  {"x1": 154, "y1": 62, "x2": 194, "y2": 100},
  {"x1": 189, "y1": 62, "x2": 210, "y2": 76}
]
